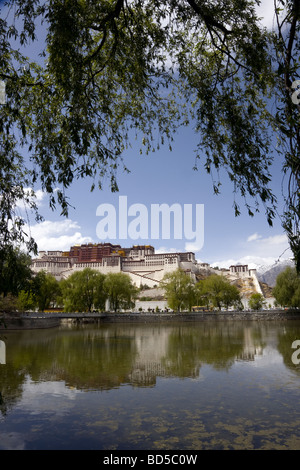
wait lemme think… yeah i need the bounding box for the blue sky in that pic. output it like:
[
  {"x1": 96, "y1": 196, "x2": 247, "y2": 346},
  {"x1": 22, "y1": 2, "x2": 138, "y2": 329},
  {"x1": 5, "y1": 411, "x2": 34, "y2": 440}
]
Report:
[
  {"x1": 25, "y1": 121, "x2": 291, "y2": 268},
  {"x1": 4, "y1": 1, "x2": 295, "y2": 268}
]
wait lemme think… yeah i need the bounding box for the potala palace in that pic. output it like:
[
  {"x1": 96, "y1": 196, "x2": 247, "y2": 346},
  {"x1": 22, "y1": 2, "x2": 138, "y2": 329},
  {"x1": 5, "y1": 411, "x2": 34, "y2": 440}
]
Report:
[
  {"x1": 31, "y1": 242, "x2": 203, "y2": 286},
  {"x1": 31, "y1": 242, "x2": 274, "y2": 309}
]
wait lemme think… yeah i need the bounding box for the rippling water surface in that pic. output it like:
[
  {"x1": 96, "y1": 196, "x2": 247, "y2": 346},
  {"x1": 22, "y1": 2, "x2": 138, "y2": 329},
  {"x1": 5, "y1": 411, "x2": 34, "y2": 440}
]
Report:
[{"x1": 0, "y1": 320, "x2": 300, "y2": 450}]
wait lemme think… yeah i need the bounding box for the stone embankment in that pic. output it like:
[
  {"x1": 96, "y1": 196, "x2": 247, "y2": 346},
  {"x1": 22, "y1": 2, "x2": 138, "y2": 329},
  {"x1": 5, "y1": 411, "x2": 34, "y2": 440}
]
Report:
[
  {"x1": 99, "y1": 310, "x2": 300, "y2": 323},
  {"x1": 0, "y1": 316, "x2": 60, "y2": 330},
  {"x1": 1, "y1": 309, "x2": 300, "y2": 329}
]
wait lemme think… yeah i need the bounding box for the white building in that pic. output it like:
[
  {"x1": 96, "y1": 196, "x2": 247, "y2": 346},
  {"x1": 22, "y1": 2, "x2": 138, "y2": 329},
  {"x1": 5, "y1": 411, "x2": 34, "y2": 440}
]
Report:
[
  {"x1": 31, "y1": 244, "x2": 200, "y2": 287},
  {"x1": 31, "y1": 247, "x2": 273, "y2": 308}
]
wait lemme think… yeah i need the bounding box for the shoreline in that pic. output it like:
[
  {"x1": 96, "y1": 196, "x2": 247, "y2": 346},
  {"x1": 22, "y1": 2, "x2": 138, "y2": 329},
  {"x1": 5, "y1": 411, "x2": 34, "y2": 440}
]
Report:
[
  {"x1": 1, "y1": 309, "x2": 300, "y2": 329},
  {"x1": 99, "y1": 309, "x2": 300, "y2": 323}
]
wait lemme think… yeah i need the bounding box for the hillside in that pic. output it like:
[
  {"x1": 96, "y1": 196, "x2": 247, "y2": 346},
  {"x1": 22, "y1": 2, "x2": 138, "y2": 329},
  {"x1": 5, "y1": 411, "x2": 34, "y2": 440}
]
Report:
[
  {"x1": 138, "y1": 268, "x2": 274, "y2": 302},
  {"x1": 231, "y1": 277, "x2": 259, "y2": 299},
  {"x1": 137, "y1": 287, "x2": 166, "y2": 300},
  {"x1": 256, "y1": 259, "x2": 295, "y2": 287}
]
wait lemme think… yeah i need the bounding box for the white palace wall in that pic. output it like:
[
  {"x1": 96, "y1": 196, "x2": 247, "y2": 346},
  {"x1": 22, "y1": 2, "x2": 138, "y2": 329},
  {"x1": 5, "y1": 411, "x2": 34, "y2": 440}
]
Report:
[
  {"x1": 31, "y1": 248, "x2": 266, "y2": 302},
  {"x1": 31, "y1": 249, "x2": 197, "y2": 287}
]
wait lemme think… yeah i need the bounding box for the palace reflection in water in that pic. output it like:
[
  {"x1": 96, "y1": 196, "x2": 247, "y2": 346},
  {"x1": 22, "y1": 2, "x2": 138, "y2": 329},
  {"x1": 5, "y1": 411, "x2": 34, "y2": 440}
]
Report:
[{"x1": 0, "y1": 320, "x2": 300, "y2": 450}]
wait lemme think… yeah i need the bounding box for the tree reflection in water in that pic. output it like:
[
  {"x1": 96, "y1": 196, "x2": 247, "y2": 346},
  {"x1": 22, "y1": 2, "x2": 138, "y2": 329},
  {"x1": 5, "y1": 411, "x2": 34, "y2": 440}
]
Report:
[{"x1": 0, "y1": 320, "x2": 300, "y2": 449}]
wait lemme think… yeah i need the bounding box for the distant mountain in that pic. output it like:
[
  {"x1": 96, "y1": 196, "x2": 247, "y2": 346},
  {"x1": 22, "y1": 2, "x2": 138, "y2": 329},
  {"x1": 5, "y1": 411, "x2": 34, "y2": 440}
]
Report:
[{"x1": 256, "y1": 258, "x2": 295, "y2": 287}]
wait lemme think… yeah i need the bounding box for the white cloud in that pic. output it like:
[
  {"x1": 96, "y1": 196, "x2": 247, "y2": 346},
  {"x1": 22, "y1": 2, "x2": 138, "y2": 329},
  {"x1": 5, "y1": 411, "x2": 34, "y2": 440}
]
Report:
[
  {"x1": 247, "y1": 233, "x2": 262, "y2": 242},
  {"x1": 255, "y1": 0, "x2": 276, "y2": 29},
  {"x1": 210, "y1": 233, "x2": 293, "y2": 269},
  {"x1": 156, "y1": 246, "x2": 179, "y2": 254},
  {"x1": 210, "y1": 255, "x2": 279, "y2": 270},
  {"x1": 26, "y1": 219, "x2": 92, "y2": 252},
  {"x1": 185, "y1": 241, "x2": 204, "y2": 252},
  {"x1": 246, "y1": 233, "x2": 290, "y2": 252},
  {"x1": 15, "y1": 187, "x2": 47, "y2": 210},
  {"x1": 34, "y1": 189, "x2": 47, "y2": 204},
  {"x1": 256, "y1": 0, "x2": 288, "y2": 31}
]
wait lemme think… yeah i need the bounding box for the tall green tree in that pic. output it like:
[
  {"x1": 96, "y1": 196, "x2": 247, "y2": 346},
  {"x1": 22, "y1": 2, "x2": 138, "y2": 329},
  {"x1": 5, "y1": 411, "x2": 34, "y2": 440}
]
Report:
[
  {"x1": 248, "y1": 293, "x2": 266, "y2": 310},
  {"x1": 103, "y1": 272, "x2": 137, "y2": 312},
  {"x1": 60, "y1": 268, "x2": 106, "y2": 312},
  {"x1": 273, "y1": 266, "x2": 300, "y2": 308},
  {"x1": 162, "y1": 268, "x2": 196, "y2": 311},
  {"x1": 34, "y1": 270, "x2": 61, "y2": 312},
  {"x1": 198, "y1": 274, "x2": 241, "y2": 311},
  {"x1": 0, "y1": 1, "x2": 299, "y2": 268},
  {"x1": 0, "y1": 245, "x2": 32, "y2": 297},
  {"x1": 17, "y1": 289, "x2": 36, "y2": 311}
]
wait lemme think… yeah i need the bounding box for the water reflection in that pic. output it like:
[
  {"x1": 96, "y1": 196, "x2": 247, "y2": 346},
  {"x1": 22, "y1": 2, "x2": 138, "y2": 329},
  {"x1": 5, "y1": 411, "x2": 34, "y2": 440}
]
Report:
[
  {"x1": 1, "y1": 320, "x2": 300, "y2": 450},
  {"x1": 1, "y1": 321, "x2": 300, "y2": 396}
]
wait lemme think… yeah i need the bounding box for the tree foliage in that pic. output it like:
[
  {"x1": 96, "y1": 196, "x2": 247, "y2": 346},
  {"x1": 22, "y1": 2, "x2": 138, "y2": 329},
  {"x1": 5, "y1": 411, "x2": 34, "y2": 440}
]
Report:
[
  {"x1": 162, "y1": 270, "x2": 242, "y2": 311},
  {"x1": 103, "y1": 272, "x2": 137, "y2": 312},
  {"x1": 196, "y1": 274, "x2": 241, "y2": 310},
  {"x1": 17, "y1": 288, "x2": 36, "y2": 311},
  {"x1": 0, "y1": 245, "x2": 32, "y2": 297},
  {"x1": 33, "y1": 270, "x2": 61, "y2": 311},
  {"x1": 162, "y1": 268, "x2": 196, "y2": 311},
  {"x1": 273, "y1": 266, "x2": 300, "y2": 307},
  {"x1": 0, "y1": 0, "x2": 299, "y2": 268},
  {"x1": 248, "y1": 293, "x2": 266, "y2": 310},
  {"x1": 60, "y1": 268, "x2": 106, "y2": 312}
]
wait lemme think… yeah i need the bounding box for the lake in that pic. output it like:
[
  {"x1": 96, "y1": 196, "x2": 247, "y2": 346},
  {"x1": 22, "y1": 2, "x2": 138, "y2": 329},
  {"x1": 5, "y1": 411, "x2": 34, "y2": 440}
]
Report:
[{"x1": 0, "y1": 319, "x2": 300, "y2": 450}]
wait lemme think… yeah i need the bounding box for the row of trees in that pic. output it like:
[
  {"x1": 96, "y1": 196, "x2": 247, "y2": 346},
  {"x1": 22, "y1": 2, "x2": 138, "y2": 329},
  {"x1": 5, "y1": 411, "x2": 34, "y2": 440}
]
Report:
[
  {"x1": 162, "y1": 269, "x2": 244, "y2": 312},
  {"x1": 17, "y1": 269, "x2": 138, "y2": 313},
  {"x1": 18, "y1": 267, "x2": 268, "y2": 313},
  {"x1": 163, "y1": 266, "x2": 300, "y2": 312},
  {"x1": 0, "y1": 250, "x2": 265, "y2": 313},
  {"x1": 0, "y1": 250, "x2": 138, "y2": 313},
  {"x1": 273, "y1": 266, "x2": 300, "y2": 308},
  {"x1": 0, "y1": 247, "x2": 246, "y2": 313},
  {"x1": 1, "y1": 246, "x2": 299, "y2": 313},
  {"x1": 25, "y1": 265, "x2": 300, "y2": 312}
]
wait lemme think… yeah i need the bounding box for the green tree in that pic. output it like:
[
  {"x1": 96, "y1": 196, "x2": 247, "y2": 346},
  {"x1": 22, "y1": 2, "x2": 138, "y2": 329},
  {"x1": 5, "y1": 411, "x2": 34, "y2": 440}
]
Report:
[
  {"x1": 273, "y1": 266, "x2": 300, "y2": 308},
  {"x1": 194, "y1": 280, "x2": 210, "y2": 310},
  {"x1": 222, "y1": 284, "x2": 244, "y2": 310},
  {"x1": 199, "y1": 274, "x2": 241, "y2": 311},
  {"x1": 185, "y1": 281, "x2": 197, "y2": 311},
  {"x1": 248, "y1": 293, "x2": 266, "y2": 311},
  {"x1": 0, "y1": 246, "x2": 33, "y2": 297},
  {"x1": 0, "y1": 294, "x2": 18, "y2": 313},
  {"x1": 103, "y1": 272, "x2": 137, "y2": 312},
  {"x1": 34, "y1": 271, "x2": 61, "y2": 312},
  {"x1": 162, "y1": 269, "x2": 196, "y2": 312},
  {"x1": 0, "y1": 1, "x2": 299, "y2": 269},
  {"x1": 60, "y1": 268, "x2": 106, "y2": 312},
  {"x1": 17, "y1": 289, "x2": 36, "y2": 311}
]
